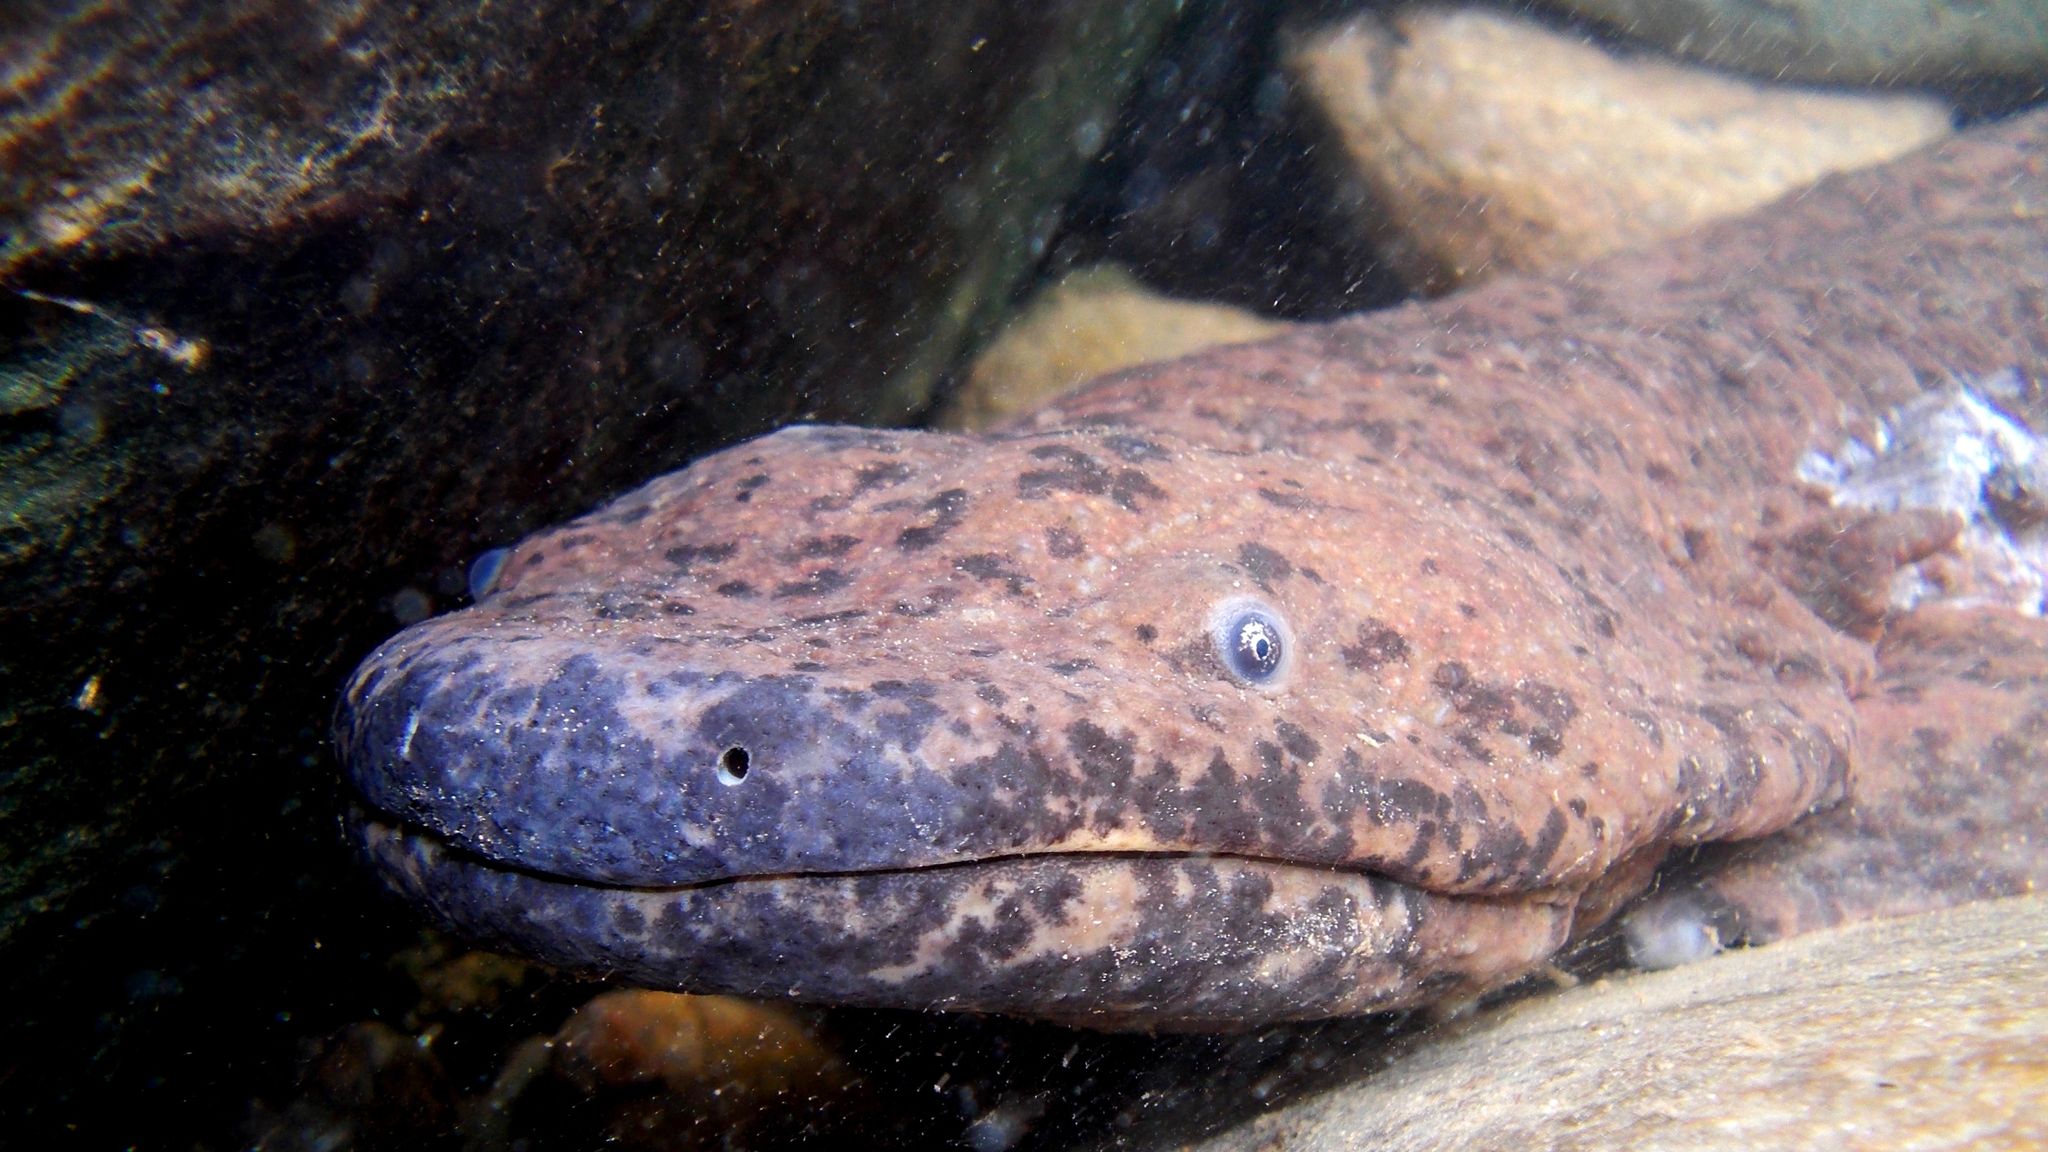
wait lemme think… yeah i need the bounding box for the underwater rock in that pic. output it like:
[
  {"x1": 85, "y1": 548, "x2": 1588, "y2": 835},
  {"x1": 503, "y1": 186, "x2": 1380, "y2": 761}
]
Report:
[
  {"x1": 242, "y1": 1021, "x2": 457, "y2": 1151},
  {"x1": 1286, "y1": 6, "x2": 1952, "y2": 292},
  {"x1": 937, "y1": 264, "x2": 1290, "y2": 430},
  {"x1": 527, "y1": 991, "x2": 850, "y2": 1150},
  {"x1": 552, "y1": 990, "x2": 845, "y2": 1101},
  {"x1": 1543, "y1": 0, "x2": 2048, "y2": 88},
  {"x1": 0, "y1": 0, "x2": 1181, "y2": 1139},
  {"x1": 0, "y1": 0, "x2": 1178, "y2": 940},
  {"x1": 1174, "y1": 893, "x2": 2048, "y2": 1152}
]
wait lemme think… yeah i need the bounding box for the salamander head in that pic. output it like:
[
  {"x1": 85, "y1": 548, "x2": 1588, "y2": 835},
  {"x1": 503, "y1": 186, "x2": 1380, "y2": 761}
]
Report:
[{"x1": 338, "y1": 423, "x2": 1841, "y2": 1027}]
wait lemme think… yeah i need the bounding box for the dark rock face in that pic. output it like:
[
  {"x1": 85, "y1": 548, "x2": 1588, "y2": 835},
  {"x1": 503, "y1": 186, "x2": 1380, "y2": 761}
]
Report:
[{"x1": 0, "y1": 0, "x2": 1176, "y2": 1139}]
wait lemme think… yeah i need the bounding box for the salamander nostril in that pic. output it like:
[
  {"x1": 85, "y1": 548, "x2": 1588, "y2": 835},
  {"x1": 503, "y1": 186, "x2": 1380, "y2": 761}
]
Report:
[{"x1": 716, "y1": 745, "x2": 751, "y2": 785}]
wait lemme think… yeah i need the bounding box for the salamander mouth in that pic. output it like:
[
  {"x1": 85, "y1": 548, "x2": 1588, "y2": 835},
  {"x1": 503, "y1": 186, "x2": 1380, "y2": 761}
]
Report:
[
  {"x1": 346, "y1": 804, "x2": 1574, "y2": 1029},
  {"x1": 352, "y1": 800, "x2": 1416, "y2": 892}
]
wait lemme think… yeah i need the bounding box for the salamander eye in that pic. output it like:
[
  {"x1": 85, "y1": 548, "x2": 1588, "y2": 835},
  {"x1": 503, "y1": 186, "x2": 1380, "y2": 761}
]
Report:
[{"x1": 1208, "y1": 596, "x2": 1295, "y2": 689}]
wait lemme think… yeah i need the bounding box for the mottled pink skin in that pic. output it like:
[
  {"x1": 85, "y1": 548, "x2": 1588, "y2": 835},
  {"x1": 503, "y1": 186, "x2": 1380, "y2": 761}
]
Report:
[
  {"x1": 340, "y1": 111, "x2": 2048, "y2": 1027},
  {"x1": 1625, "y1": 607, "x2": 2048, "y2": 967}
]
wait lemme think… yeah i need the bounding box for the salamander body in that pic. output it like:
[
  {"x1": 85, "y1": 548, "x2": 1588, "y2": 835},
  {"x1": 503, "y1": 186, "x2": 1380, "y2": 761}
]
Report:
[{"x1": 339, "y1": 111, "x2": 2048, "y2": 1028}]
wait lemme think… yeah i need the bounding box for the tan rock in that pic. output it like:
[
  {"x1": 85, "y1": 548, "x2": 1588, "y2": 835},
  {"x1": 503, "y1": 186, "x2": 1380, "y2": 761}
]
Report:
[
  {"x1": 937, "y1": 264, "x2": 1289, "y2": 430},
  {"x1": 1287, "y1": 6, "x2": 1954, "y2": 292},
  {"x1": 532, "y1": 990, "x2": 852, "y2": 1147},
  {"x1": 1180, "y1": 894, "x2": 2048, "y2": 1152},
  {"x1": 1544, "y1": 0, "x2": 2048, "y2": 88},
  {"x1": 551, "y1": 990, "x2": 843, "y2": 1099}
]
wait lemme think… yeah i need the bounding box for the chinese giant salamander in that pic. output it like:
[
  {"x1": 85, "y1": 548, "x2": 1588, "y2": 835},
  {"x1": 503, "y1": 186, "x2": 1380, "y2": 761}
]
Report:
[{"x1": 338, "y1": 109, "x2": 2048, "y2": 1029}]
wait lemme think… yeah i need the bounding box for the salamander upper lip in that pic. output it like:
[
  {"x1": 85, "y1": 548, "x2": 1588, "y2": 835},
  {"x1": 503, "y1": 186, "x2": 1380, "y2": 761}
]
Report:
[
  {"x1": 342, "y1": 795, "x2": 1426, "y2": 897},
  {"x1": 337, "y1": 618, "x2": 1126, "y2": 890}
]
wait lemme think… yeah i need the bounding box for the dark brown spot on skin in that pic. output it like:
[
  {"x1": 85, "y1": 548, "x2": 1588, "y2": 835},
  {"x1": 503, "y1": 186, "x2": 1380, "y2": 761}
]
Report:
[
  {"x1": 854, "y1": 461, "x2": 914, "y2": 493},
  {"x1": 1458, "y1": 602, "x2": 1479, "y2": 619},
  {"x1": 592, "y1": 593, "x2": 652, "y2": 621},
  {"x1": 1046, "y1": 526, "x2": 1085, "y2": 558},
  {"x1": 789, "y1": 535, "x2": 861, "y2": 560},
  {"x1": 1248, "y1": 741, "x2": 1313, "y2": 836},
  {"x1": 1528, "y1": 808, "x2": 1569, "y2": 874},
  {"x1": 1357, "y1": 418, "x2": 1400, "y2": 452},
  {"x1": 1018, "y1": 447, "x2": 1112, "y2": 500},
  {"x1": 1238, "y1": 542, "x2": 1293, "y2": 591},
  {"x1": 1516, "y1": 681, "x2": 1580, "y2": 751},
  {"x1": 1111, "y1": 470, "x2": 1169, "y2": 511},
  {"x1": 1258, "y1": 487, "x2": 1315, "y2": 509},
  {"x1": 869, "y1": 678, "x2": 936, "y2": 699},
  {"x1": 1342, "y1": 619, "x2": 1410, "y2": 671},
  {"x1": 1420, "y1": 557, "x2": 1440, "y2": 575},
  {"x1": 897, "y1": 489, "x2": 971, "y2": 552},
  {"x1": 735, "y1": 473, "x2": 771, "y2": 503},
  {"x1": 1338, "y1": 771, "x2": 1452, "y2": 832},
  {"x1": 1454, "y1": 730, "x2": 1495, "y2": 764},
  {"x1": 892, "y1": 586, "x2": 959, "y2": 617},
  {"x1": 1049, "y1": 659, "x2": 1096, "y2": 676},
  {"x1": 773, "y1": 568, "x2": 853, "y2": 598},
  {"x1": 663, "y1": 542, "x2": 736, "y2": 574},
  {"x1": 1067, "y1": 720, "x2": 1137, "y2": 799},
  {"x1": 956, "y1": 553, "x2": 1033, "y2": 596},
  {"x1": 943, "y1": 901, "x2": 1036, "y2": 965},
  {"x1": 1013, "y1": 443, "x2": 1169, "y2": 511},
  {"x1": 1434, "y1": 662, "x2": 1518, "y2": 730},
  {"x1": 1183, "y1": 751, "x2": 1256, "y2": 847},
  {"x1": 715, "y1": 581, "x2": 755, "y2": 598},
  {"x1": 1402, "y1": 823, "x2": 1437, "y2": 870},
  {"x1": 1275, "y1": 720, "x2": 1320, "y2": 763},
  {"x1": 1134, "y1": 624, "x2": 1158, "y2": 643},
  {"x1": 1103, "y1": 434, "x2": 1171, "y2": 462},
  {"x1": 794, "y1": 610, "x2": 866, "y2": 627}
]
